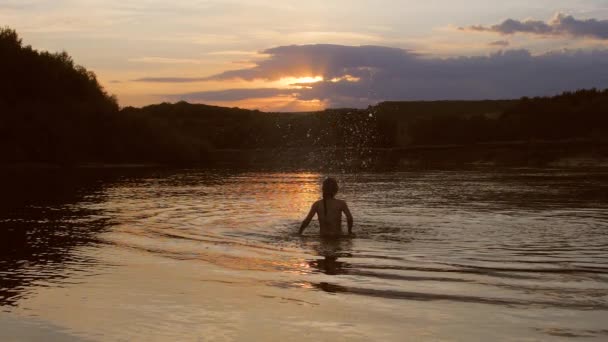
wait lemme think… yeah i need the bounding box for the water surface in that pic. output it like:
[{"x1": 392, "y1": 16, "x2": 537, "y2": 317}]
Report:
[{"x1": 1, "y1": 168, "x2": 607, "y2": 341}]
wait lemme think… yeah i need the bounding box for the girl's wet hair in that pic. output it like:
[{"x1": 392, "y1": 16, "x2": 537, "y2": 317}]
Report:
[{"x1": 322, "y1": 177, "x2": 339, "y2": 215}]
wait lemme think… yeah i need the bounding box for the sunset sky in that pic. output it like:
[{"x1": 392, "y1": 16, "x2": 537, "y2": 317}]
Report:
[{"x1": 2, "y1": 0, "x2": 608, "y2": 111}]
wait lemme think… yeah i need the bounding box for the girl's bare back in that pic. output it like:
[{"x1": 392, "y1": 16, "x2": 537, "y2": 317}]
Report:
[{"x1": 299, "y1": 198, "x2": 353, "y2": 236}]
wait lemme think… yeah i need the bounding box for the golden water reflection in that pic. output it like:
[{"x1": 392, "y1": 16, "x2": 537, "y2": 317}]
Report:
[{"x1": 2, "y1": 168, "x2": 608, "y2": 341}]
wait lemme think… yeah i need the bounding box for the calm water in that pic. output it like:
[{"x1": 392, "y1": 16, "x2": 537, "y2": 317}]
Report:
[{"x1": 1, "y1": 168, "x2": 607, "y2": 341}]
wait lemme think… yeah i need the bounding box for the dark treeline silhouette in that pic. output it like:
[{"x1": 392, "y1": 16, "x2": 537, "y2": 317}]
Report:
[
  {"x1": 1, "y1": 28, "x2": 118, "y2": 163},
  {"x1": 406, "y1": 90, "x2": 608, "y2": 145},
  {"x1": 1, "y1": 27, "x2": 607, "y2": 166},
  {"x1": 119, "y1": 90, "x2": 608, "y2": 153},
  {"x1": 0, "y1": 28, "x2": 209, "y2": 164},
  {"x1": 121, "y1": 103, "x2": 380, "y2": 149}
]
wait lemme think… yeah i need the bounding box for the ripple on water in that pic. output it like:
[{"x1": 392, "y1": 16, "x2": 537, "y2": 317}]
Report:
[{"x1": 1, "y1": 168, "x2": 608, "y2": 340}]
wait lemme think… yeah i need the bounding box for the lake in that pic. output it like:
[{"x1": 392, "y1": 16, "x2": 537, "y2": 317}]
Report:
[{"x1": 1, "y1": 167, "x2": 607, "y2": 341}]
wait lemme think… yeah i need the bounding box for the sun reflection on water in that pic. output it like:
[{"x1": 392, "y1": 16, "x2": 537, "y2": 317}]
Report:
[{"x1": 2, "y1": 169, "x2": 608, "y2": 341}]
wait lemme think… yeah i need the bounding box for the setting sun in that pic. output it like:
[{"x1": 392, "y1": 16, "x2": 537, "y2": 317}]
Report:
[{"x1": 279, "y1": 76, "x2": 324, "y2": 88}]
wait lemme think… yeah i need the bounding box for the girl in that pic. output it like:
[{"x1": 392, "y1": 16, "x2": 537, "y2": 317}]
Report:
[{"x1": 298, "y1": 177, "x2": 354, "y2": 237}]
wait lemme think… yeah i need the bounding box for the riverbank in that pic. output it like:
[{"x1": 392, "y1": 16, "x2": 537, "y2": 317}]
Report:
[
  {"x1": 0, "y1": 162, "x2": 164, "y2": 169},
  {"x1": 208, "y1": 139, "x2": 608, "y2": 169},
  {"x1": 2, "y1": 139, "x2": 607, "y2": 170}
]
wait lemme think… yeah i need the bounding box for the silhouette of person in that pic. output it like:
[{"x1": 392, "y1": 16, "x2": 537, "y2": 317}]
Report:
[{"x1": 298, "y1": 177, "x2": 354, "y2": 237}]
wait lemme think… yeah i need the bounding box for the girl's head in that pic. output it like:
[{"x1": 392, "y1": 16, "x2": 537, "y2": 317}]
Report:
[{"x1": 322, "y1": 177, "x2": 339, "y2": 199}]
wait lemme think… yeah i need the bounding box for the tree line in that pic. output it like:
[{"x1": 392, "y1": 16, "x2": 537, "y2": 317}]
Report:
[
  {"x1": 405, "y1": 90, "x2": 608, "y2": 145},
  {"x1": 1, "y1": 27, "x2": 606, "y2": 165}
]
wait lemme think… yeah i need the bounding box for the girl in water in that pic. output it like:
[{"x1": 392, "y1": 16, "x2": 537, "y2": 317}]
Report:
[{"x1": 298, "y1": 177, "x2": 354, "y2": 237}]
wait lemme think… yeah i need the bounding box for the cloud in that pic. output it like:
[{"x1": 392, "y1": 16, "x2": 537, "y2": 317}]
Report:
[
  {"x1": 0, "y1": 1, "x2": 36, "y2": 10},
  {"x1": 169, "y1": 88, "x2": 295, "y2": 102},
  {"x1": 488, "y1": 40, "x2": 510, "y2": 47},
  {"x1": 206, "y1": 50, "x2": 257, "y2": 56},
  {"x1": 167, "y1": 44, "x2": 608, "y2": 108},
  {"x1": 137, "y1": 44, "x2": 414, "y2": 83},
  {"x1": 206, "y1": 44, "x2": 418, "y2": 81},
  {"x1": 128, "y1": 57, "x2": 206, "y2": 65},
  {"x1": 463, "y1": 13, "x2": 608, "y2": 40},
  {"x1": 133, "y1": 77, "x2": 208, "y2": 83}
]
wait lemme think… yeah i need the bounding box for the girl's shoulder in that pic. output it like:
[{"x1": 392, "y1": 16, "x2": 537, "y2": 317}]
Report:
[{"x1": 336, "y1": 199, "x2": 350, "y2": 208}]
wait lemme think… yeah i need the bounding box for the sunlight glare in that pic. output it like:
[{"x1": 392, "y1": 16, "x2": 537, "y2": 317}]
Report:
[{"x1": 280, "y1": 76, "x2": 324, "y2": 88}]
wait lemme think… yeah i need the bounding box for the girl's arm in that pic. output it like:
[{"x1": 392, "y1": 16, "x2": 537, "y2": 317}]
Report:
[
  {"x1": 298, "y1": 203, "x2": 317, "y2": 235},
  {"x1": 343, "y1": 202, "x2": 354, "y2": 235}
]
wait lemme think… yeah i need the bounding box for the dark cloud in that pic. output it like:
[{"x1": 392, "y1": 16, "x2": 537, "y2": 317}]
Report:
[
  {"x1": 169, "y1": 88, "x2": 294, "y2": 102},
  {"x1": 488, "y1": 40, "x2": 510, "y2": 47},
  {"x1": 206, "y1": 44, "x2": 418, "y2": 81},
  {"x1": 463, "y1": 13, "x2": 608, "y2": 40},
  {"x1": 168, "y1": 44, "x2": 608, "y2": 108}
]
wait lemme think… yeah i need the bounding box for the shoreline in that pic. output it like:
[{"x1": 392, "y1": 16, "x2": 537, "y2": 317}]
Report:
[
  {"x1": 2, "y1": 139, "x2": 607, "y2": 170},
  {"x1": 207, "y1": 140, "x2": 608, "y2": 169},
  {"x1": 0, "y1": 162, "x2": 165, "y2": 169}
]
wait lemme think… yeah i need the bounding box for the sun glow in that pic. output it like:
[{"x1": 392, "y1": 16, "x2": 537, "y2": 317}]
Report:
[
  {"x1": 279, "y1": 76, "x2": 324, "y2": 88},
  {"x1": 293, "y1": 76, "x2": 324, "y2": 84}
]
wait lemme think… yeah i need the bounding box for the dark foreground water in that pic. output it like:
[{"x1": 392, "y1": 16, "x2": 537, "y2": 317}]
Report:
[{"x1": 1, "y1": 168, "x2": 607, "y2": 341}]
